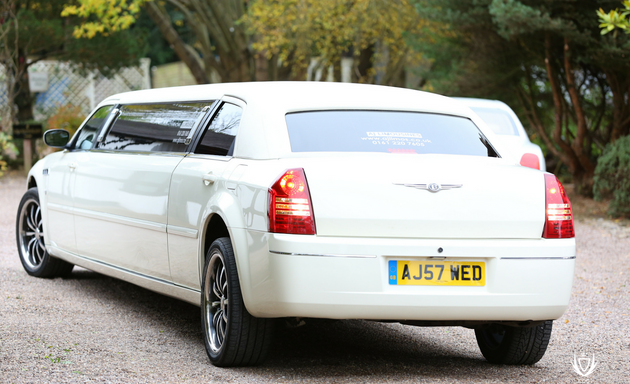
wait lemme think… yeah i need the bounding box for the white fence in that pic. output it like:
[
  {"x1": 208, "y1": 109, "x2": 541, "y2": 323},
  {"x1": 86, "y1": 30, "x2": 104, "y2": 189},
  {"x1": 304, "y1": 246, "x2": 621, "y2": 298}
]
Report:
[{"x1": 1, "y1": 58, "x2": 151, "y2": 124}]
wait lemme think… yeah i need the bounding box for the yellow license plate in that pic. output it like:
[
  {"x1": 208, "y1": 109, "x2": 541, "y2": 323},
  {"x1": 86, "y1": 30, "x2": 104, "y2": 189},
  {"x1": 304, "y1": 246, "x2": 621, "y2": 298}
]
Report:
[{"x1": 388, "y1": 260, "x2": 485, "y2": 286}]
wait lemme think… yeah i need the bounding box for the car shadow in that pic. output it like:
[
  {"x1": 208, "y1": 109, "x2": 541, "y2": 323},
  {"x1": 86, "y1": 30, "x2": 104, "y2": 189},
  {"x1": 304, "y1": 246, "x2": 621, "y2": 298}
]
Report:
[{"x1": 56, "y1": 268, "x2": 550, "y2": 381}]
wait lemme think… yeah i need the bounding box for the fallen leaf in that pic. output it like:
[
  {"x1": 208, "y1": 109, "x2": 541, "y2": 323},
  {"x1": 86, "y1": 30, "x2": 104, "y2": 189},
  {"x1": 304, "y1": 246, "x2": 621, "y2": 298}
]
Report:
[
  {"x1": 605, "y1": 311, "x2": 611, "y2": 314},
  {"x1": 564, "y1": 319, "x2": 569, "y2": 324}
]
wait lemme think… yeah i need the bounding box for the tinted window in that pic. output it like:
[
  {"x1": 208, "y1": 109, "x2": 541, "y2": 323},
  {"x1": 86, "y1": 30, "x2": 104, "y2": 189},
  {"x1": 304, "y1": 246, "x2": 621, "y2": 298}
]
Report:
[
  {"x1": 74, "y1": 105, "x2": 113, "y2": 150},
  {"x1": 98, "y1": 102, "x2": 212, "y2": 152},
  {"x1": 286, "y1": 111, "x2": 498, "y2": 157},
  {"x1": 468, "y1": 107, "x2": 519, "y2": 136},
  {"x1": 195, "y1": 103, "x2": 242, "y2": 156}
]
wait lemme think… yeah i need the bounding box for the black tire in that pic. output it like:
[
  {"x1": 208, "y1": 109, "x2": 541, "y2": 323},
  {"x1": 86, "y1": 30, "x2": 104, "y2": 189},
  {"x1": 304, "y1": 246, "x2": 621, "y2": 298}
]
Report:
[
  {"x1": 16, "y1": 187, "x2": 74, "y2": 278},
  {"x1": 201, "y1": 237, "x2": 273, "y2": 366},
  {"x1": 475, "y1": 321, "x2": 553, "y2": 365}
]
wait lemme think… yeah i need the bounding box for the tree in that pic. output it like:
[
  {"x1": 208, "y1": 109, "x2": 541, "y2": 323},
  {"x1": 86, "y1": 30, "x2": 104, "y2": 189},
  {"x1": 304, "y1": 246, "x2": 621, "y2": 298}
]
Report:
[
  {"x1": 244, "y1": 0, "x2": 440, "y2": 85},
  {"x1": 414, "y1": 0, "x2": 630, "y2": 195},
  {"x1": 0, "y1": 0, "x2": 145, "y2": 126},
  {"x1": 64, "y1": 0, "x2": 258, "y2": 83}
]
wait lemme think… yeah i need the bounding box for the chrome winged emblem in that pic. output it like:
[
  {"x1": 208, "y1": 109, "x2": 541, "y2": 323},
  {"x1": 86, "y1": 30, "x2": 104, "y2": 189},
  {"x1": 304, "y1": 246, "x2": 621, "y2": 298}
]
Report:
[{"x1": 394, "y1": 183, "x2": 463, "y2": 192}]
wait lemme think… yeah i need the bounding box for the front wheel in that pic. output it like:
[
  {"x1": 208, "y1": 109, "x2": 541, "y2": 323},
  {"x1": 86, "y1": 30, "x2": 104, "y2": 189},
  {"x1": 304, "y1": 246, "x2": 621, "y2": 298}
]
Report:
[
  {"x1": 201, "y1": 237, "x2": 273, "y2": 366},
  {"x1": 475, "y1": 321, "x2": 553, "y2": 365},
  {"x1": 16, "y1": 187, "x2": 74, "y2": 278}
]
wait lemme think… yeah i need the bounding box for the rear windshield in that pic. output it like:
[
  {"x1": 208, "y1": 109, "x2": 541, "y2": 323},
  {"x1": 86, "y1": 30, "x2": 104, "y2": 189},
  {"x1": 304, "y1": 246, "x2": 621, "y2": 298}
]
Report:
[{"x1": 286, "y1": 111, "x2": 498, "y2": 157}]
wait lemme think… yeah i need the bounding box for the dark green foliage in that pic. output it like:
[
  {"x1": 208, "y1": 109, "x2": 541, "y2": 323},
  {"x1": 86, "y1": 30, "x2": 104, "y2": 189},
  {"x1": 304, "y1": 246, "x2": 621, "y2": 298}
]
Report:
[
  {"x1": 412, "y1": 0, "x2": 630, "y2": 195},
  {"x1": 593, "y1": 135, "x2": 630, "y2": 218},
  {"x1": 2, "y1": 1, "x2": 147, "y2": 122},
  {"x1": 9, "y1": 1, "x2": 146, "y2": 72}
]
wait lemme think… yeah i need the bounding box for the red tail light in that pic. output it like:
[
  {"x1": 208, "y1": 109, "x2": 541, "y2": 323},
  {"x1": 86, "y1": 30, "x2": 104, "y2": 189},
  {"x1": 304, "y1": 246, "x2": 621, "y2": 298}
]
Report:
[
  {"x1": 542, "y1": 174, "x2": 574, "y2": 238},
  {"x1": 268, "y1": 168, "x2": 316, "y2": 235},
  {"x1": 520, "y1": 153, "x2": 540, "y2": 170}
]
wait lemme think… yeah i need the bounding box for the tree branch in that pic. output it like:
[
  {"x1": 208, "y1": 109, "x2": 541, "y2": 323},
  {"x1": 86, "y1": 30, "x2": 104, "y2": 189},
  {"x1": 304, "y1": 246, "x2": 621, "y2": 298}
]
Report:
[
  {"x1": 563, "y1": 37, "x2": 594, "y2": 174},
  {"x1": 145, "y1": 2, "x2": 208, "y2": 84}
]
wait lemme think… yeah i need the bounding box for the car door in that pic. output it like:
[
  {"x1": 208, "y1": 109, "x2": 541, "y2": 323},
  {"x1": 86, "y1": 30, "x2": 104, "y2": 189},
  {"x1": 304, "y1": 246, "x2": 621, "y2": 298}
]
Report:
[
  {"x1": 167, "y1": 97, "x2": 245, "y2": 290},
  {"x1": 72, "y1": 101, "x2": 213, "y2": 280},
  {"x1": 45, "y1": 105, "x2": 115, "y2": 253}
]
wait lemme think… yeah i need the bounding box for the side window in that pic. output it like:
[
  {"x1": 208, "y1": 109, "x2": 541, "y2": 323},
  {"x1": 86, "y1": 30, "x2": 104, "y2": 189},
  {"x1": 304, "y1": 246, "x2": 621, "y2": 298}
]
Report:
[
  {"x1": 97, "y1": 102, "x2": 212, "y2": 153},
  {"x1": 74, "y1": 105, "x2": 113, "y2": 150},
  {"x1": 195, "y1": 103, "x2": 242, "y2": 156}
]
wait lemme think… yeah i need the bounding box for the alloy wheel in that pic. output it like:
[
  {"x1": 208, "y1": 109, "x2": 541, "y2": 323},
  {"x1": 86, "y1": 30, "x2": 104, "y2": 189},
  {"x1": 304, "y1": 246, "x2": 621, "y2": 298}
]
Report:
[
  {"x1": 18, "y1": 198, "x2": 46, "y2": 269},
  {"x1": 204, "y1": 250, "x2": 229, "y2": 353}
]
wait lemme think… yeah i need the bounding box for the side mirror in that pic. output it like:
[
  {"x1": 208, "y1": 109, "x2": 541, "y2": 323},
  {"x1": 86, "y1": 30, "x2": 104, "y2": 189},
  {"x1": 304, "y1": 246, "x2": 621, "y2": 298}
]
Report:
[{"x1": 43, "y1": 129, "x2": 70, "y2": 148}]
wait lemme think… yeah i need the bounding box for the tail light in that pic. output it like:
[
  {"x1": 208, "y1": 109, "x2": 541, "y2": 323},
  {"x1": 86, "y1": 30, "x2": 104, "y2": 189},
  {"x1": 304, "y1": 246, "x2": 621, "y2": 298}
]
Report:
[
  {"x1": 268, "y1": 168, "x2": 316, "y2": 235},
  {"x1": 542, "y1": 174, "x2": 574, "y2": 238},
  {"x1": 520, "y1": 153, "x2": 540, "y2": 170}
]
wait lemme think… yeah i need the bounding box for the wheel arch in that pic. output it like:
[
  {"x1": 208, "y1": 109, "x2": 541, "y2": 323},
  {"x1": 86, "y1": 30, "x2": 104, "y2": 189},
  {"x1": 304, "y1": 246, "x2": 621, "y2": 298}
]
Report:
[
  {"x1": 202, "y1": 213, "x2": 230, "y2": 261},
  {"x1": 199, "y1": 191, "x2": 256, "y2": 312},
  {"x1": 27, "y1": 176, "x2": 37, "y2": 190}
]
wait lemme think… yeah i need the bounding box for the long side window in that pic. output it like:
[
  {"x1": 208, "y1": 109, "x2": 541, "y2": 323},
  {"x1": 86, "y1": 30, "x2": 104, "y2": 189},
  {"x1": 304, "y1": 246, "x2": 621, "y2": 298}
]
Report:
[
  {"x1": 73, "y1": 105, "x2": 114, "y2": 150},
  {"x1": 195, "y1": 103, "x2": 242, "y2": 156},
  {"x1": 97, "y1": 102, "x2": 213, "y2": 153}
]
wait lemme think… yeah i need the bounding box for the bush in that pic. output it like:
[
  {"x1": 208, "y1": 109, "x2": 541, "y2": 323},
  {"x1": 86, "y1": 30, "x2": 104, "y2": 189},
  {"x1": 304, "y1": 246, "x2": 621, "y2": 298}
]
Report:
[
  {"x1": 46, "y1": 104, "x2": 86, "y2": 137},
  {"x1": 0, "y1": 132, "x2": 19, "y2": 178},
  {"x1": 593, "y1": 135, "x2": 630, "y2": 218}
]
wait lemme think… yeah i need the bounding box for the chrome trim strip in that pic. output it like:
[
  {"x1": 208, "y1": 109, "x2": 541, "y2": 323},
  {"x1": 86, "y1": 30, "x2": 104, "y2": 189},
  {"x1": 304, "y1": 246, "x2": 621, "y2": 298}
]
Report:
[
  {"x1": 47, "y1": 202, "x2": 74, "y2": 214},
  {"x1": 73, "y1": 207, "x2": 166, "y2": 233},
  {"x1": 167, "y1": 225, "x2": 199, "y2": 239},
  {"x1": 500, "y1": 256, "x2": 576, "y2": 260},
  {"x1": 269, "y1": 250, "x2": 376, "y2": 259}
]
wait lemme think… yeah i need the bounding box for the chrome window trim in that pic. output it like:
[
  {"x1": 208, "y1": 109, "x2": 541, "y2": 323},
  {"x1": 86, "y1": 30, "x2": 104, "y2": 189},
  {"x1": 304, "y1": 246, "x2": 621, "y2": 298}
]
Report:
[
  {"x1": 186, "y1": 153, "x2": 234, "y2": 162},
  {"x1": 86, "y1": 149, "x2": 187, "y2": 157},
  {"x1": 96, "y1": 107, "x2": 120, "y2": 143},
  {"x1": 183, "y1": 105, "x2": 212, "y2": 145}
]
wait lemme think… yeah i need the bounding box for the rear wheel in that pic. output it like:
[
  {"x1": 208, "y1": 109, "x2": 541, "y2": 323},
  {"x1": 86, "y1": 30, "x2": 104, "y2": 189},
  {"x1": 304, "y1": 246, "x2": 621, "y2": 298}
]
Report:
[
  {"x1": 16, "y1": 187, "x2": 73, "y2": 278},
  {"x1": 475, "y1": 321, "x2": 553, "y2": 365},
  {"x1": 201, "y1": 237, "x2": 273, "y2": 366}
]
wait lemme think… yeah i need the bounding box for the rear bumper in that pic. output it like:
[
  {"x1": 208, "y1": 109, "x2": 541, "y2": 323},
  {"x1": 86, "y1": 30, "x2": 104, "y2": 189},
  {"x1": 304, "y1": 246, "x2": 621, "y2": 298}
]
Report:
[{"x1": 235, "y1": 229, "x2": 575, "y2": 322}]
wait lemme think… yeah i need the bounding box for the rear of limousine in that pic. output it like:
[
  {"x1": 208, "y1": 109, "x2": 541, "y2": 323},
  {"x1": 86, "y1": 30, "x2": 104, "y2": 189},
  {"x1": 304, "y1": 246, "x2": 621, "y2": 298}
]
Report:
[
  {"x1": 218, "y1": 84, "x2": 575, "y2": 366},
  {"x1": 237, "y1": 110, "x2": 575, "y2": 323}
]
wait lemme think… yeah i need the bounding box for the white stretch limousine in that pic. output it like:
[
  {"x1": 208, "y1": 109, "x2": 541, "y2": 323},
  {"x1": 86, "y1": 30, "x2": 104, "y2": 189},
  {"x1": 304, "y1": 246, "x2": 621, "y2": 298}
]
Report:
[{"x1": 16, "y1": 82, "x2": 575, "y2": 367}]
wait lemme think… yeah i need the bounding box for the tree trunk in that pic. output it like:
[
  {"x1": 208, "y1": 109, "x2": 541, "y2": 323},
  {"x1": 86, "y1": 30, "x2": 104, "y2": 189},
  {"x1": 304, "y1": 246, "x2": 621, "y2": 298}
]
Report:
[
  {"x1": 564, "y1": 39, "x2": 595, "y2": 170},
  {"x1": 144, "y1": 2, "x2": 209, "y2": 84},
  {"x1": 333, "y1": 60, "x2": 342, "y2": 82},
  {"x1": 14, "y1": 50, "x2": 33, "y2": 122},
  {"x1": 352, "y1": 45, "x2": 374, "y2": 83},
  {"x1": 606, "y1": 70, "x2": 630, "y2": 142}
]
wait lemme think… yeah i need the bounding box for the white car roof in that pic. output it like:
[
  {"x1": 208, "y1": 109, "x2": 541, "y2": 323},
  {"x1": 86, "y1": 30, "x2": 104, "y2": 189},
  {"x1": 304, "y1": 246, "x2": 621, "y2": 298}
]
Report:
[
  {"x1": 104, "y1": 82, "x2": 462, "y2": 114},
  {"x1": 98, "y1": 82, "x2": 509, "y2": 160}
]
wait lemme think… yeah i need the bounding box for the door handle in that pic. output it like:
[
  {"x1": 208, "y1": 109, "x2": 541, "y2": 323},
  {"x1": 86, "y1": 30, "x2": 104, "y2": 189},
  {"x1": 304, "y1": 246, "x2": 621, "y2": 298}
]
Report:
[{"x1": 202, "y1": 173, "x2": 217, "y2": 186}]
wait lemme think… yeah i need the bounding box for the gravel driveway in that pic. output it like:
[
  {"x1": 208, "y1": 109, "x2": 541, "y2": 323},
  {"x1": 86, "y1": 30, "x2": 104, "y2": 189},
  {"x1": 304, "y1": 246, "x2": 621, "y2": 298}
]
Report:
[{"x1": 1, "y1": 175, "x2": 628, "y2": 383}]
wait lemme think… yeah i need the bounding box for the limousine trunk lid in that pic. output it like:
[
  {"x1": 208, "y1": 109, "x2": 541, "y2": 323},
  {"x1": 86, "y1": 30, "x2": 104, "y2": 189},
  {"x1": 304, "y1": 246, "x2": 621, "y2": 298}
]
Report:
[{"x1": 299, "y1": 154, "x2": 546, "y2": 239}]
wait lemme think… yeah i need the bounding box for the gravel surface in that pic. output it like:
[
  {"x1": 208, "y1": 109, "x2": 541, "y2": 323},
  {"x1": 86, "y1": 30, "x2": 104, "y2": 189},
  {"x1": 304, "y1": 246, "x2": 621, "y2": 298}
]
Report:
[{"x1": 1, "y1": 175, "x2": 629, "y2": 383}]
